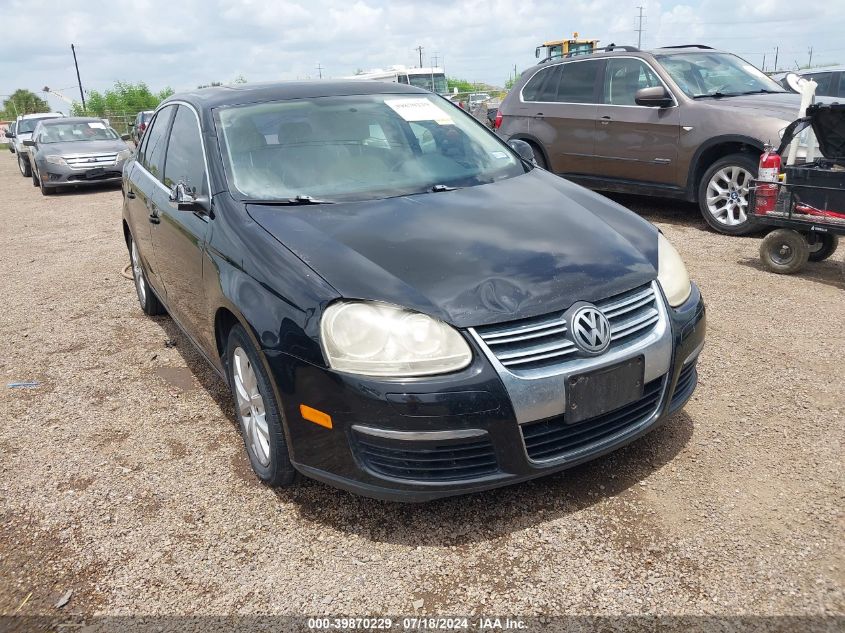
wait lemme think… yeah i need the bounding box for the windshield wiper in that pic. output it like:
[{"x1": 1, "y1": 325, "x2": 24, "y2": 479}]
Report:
[
  {"x1": 737, "y1": 89, "x2": 786, "y2": 95},
  {"x1": 692, "y1": 92, "x2": 734, "y2": 99},
  {"x1": 431, "y1": 184, "x2": 457, "y2": 192},
  {"x1": 249, "y1": 195, "x2": 335, "y2": 205}
]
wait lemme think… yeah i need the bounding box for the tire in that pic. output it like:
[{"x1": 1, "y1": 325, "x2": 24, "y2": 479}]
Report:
[
  {"x1": 527, "y1": 141, "x2": 548, "y2": 170},
  {"x1": 36, "y1": 168, "x2": 54, "y2": 196},
  {"x1": 18, "y1": 153, "x2": 31, "y2": 178},
  {"x1": 31, "y1": 169, "x2": 38, "y2": 187},
  {"x1": 760, "y1": 229, "x2": 809, "y2": 274},
  {"x1": 128, "y1": 234, "x2": 166, "y2": 315},
  {"x1": 698, "y1": 153, "x2": 758, "y2": 235},
  {"x1": 806, "y1": 233, "x2": 839, "y2": 262},
  {"x1": 225, "y1": 324, "x2": 296, "y2": 487}
]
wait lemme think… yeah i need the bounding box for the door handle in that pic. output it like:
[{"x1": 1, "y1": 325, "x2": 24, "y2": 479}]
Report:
[
  {"x1": 148, "y1": 208, "x2": 160, "y2": 225},
  {"x1": 600, "y1": 116, "x2": 612, "y2": 125},
  {"x1": 126, "y1": 189, "x2": 136, "y2": 199},
  {"x1": 535, "y1": 112, "x2": 544, "y2": 116}
]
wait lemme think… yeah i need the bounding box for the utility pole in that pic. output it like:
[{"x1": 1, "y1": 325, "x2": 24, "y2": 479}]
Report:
[
  {"x1": 415, "y1": 45, "x2": 424, "y2": 68},
  {"x1": 71, "y1": 44, "x2": 85, "y2": 111},
  {"x1": 432, "y1": 52, "x2": 440, "y2": 68},
  {"x1": 774, "y1": 46, "x2": 779, "y2": 72},
  {"x1": 635, "y1": 6, "x2": 645, "y2": 48},
  {"x1": 316, "y1": 62, "x2": 324, "y2": 79},
  {"x1": 808, "y1": 46, "x2": 813, "y2": 68},
  {"x1": 762, "y1": 53, "x2": 766, "y2": 72}
]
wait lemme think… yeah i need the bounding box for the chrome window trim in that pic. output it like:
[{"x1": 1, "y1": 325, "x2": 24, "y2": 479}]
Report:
[
  {"x1": 469, "y1": 281, "x2": 672, "y2": 425},
  {"x1": 135, "y1": 100, "x2": 212, "y2": 198},
  {"x1": 351, "y1": 425, "x2": 487, "y2": 442},
  {"x1": 519, "y1": 55, "x2": 678, "y2": 108}
]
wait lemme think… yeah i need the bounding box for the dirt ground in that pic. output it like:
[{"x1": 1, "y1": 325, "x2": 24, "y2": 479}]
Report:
[{"x1": 0, "y1": 154, "x2": 842, "y2": 625}]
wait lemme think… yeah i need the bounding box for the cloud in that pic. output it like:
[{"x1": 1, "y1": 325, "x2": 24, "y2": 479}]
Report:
[{"x1": 0, "y1": 0, "x2": 842, "y2": 113}]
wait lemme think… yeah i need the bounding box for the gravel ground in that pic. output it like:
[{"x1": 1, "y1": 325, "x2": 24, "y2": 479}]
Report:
[{"x1": 0, "y1": 155, "x2": 842, "y2": 625}]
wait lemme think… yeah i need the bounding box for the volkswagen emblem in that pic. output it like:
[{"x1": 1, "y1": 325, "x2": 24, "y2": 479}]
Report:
[{"x1": 569, "y1": 305, "x2": 611, "y2": 354}]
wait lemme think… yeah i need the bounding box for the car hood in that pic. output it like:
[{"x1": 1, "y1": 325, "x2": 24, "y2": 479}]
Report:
[
  {"x1": 39, "y1": 140, "x2": 129, "y2": 156},
  {"x1": 700, "y1": 92, "x2": 803, "y2": 122},
  {"x1": 247, "y1": 170, "x2": 659, "y2": 328}
]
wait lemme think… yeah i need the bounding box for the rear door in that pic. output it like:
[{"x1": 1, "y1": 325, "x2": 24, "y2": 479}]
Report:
[
  {"x1": 124, "y1": 104, "x2": 176, "y2": 294},
  {"x1": 593, "y1": 57, "x2": 680, "y2": 186},
  {"x1": 150, "y1": 104, "x2": 213, "y2": 352},
  {"x1": 525, "y1": 59, "x2": 603, "y2": 175}
]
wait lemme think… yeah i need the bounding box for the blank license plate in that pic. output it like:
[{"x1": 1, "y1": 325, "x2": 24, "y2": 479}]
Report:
[
  {"x1": 567, "y1": 356, "x2": 644, "y2": 424},
  {"x1": 85, "y1": 168, "x2": 105, "y2": 178}
]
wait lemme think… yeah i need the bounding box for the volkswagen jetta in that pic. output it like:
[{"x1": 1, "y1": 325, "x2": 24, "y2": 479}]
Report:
[{"x1": 122, "y1": 81, "x2": 705, "y2": 501}]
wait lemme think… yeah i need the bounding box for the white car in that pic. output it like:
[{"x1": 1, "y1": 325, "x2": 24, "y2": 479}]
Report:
[{"x1": 10, "y1": 112, "x2": 64, "y2": 177}]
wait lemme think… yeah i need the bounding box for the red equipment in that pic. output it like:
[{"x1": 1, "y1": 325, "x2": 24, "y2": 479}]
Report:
[{"x1": 754, "y1": 146, "x2": 782, "y2": 215}]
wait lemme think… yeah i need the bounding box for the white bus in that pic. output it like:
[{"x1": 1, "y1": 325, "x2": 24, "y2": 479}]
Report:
[{"x1": 345, "y1": 65, "x2": 448, "y2": 95}]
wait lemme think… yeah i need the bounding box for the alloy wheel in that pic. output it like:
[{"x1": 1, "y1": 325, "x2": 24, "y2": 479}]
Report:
[
  {"x1": 705, "y1": 165, "x2": 753, "y2": 227},
  {"x1": 232, "y1": 347, "x2": 271, "y2": 467}
]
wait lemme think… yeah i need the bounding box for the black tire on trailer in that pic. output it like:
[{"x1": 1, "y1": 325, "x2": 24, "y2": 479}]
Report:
[
  {"x1": 806, "y1": 233, "x2": 839, "y2": 262},
  {"x1": 759, "y1": 229, "x2": 810, "y2": 274}
]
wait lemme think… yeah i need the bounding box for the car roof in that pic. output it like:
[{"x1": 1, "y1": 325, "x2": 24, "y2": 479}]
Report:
[
  {"x1": 19, "y1": 112, "x2": 64, "y2": 120},
  {"x1": 159, "y1": 80, "x2": 433, "y2": 131},
  {"x1": 37, "y1": 117, "x2": 107, "y2": 126},
  {"x1": 800, "y1": 65, "x2": 845, "y2": 73}
]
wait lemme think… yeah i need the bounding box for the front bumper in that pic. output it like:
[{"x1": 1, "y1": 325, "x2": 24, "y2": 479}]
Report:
[
  {"x1": 268, "y1": 283, "x2": 705, "y2": 502},
  {"x1": 36, "y1": 160, "x2": 125, "y2": 187}
]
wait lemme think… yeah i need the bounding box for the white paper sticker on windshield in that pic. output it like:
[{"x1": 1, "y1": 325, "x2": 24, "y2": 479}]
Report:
[
  {"x1": 384, "y1": 98, "x2": 453, "y2": 124},
  {"x1": 88, "y1": 122, "x2": 105, "y2": 129}
]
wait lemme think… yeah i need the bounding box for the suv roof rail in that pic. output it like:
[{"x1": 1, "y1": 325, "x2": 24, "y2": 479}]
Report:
[
  {"x1": 539, "y1": 43, "x2": 640, "y2": 63},
  {"x1": 659, "y1": 44, "x2": 715, "y2": 50}
]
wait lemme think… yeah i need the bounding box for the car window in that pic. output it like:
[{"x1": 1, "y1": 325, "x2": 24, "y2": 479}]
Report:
[
  {"x1": 556, "y1": 60, "x2": 602, "y2": 103},
  {"x1": 218, "y1": 94, "x2": 525, "y2": 202},
  {"x1": 38, "y1": 122, "x2": 120, "y2": 143},
  {"x1": 656, "y1": 52, "x2": 786, "y2": 98},
  {"x1": 163, "y1": 105, "x2": 206, "y2": 195},
  {"x1": 603, "y1": 58, "x2": 663, "y2": 105},
  {"x1": 838, "y1": 74, "x2": 845, "y2": 98},
  {"x1": 805, "y1": 72, "x2": 834, "y2": 96},
  {"x1": 139, "y1": 105, "x2": 175, "y2": 182},
  {"x1": 522, "y1": 66, "x2": 559, "y2": 101}
]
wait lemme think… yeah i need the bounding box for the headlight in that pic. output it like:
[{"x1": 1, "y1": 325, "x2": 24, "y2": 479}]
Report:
[
  {"x1": 657, "y1": 233, "x2": 691, "y2": 307},
  {"x1": 320, "y1": 301, "x2": 472, "y2": 376},
  {"x1": 116, "y1": 149, "x2": 132, "y2": 162},
  {"x1": 45, "y1": 155, "x2": 66, "y2": 166}
]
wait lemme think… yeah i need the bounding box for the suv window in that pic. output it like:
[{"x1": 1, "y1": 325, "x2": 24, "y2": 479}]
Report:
[
  {"x1": 806, "y1": 72, "x2": 834, "y2": 96},
  {"x1": 163, "y1": 105, "x2": 206, "y2": 195},
  {"x1": 603, "y1": 58, "x2": 663, "y2": 105},
  {"x1": 139, "y1": 105, "x2": 174, "y2": 181},
  {"x1": 556, "y1": 60, "x2": 602, "y2": 103},
  {"x1": 522, "y1": 65, "x2": 562, "y2": 102}
]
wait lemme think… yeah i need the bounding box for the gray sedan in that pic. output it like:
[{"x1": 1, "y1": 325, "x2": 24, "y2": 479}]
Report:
[{"x1": 25, "y1": 117, "x2": 132, "y2": 195}]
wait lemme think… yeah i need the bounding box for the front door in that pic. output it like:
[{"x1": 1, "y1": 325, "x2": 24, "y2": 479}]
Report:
[
  {"x1": 150, "y1": 104, "x2": 214, "y2": 354},
  {"x1": 593, "y1": 58, "x2": 680, "y2": 186}
]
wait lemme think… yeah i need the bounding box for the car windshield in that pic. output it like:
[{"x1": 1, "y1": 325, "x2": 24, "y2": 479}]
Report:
[
  {"x1": 655, "y1": 52, "x2": 787, "y2": 98},
  {"x1": 39, "y1": 122, "x2": 120, "y2": 143},
  {"x1": 18, "y1": 117, "x2": 57, "y2": 134},
  {"x1": 217, "y1": 94, "x2": 525, "y2": 202}
]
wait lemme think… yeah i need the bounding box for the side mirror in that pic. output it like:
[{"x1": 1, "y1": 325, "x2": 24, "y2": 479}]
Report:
[
  {"x1": 4, "y1": 131, "x2": 13, "y2": 139},
  {"x1": 635, "y1": 86, "x2": 673, "y2": 107},
  {"x1": 508, "y1": 139, "x2": 536, "y2": 165},
  {"x1": 22, "y1": 139, "x2": 36, "y2": 147},
  {"x1": 121, "y1": 134, "x2": 130, "y2": 141},
  {"x1": 169, "y1": 181, "x2": 210, "y2": 214}
]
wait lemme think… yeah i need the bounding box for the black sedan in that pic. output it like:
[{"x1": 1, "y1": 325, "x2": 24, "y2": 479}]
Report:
[{"x1": 122, "y1": 81, "x2": 705, "y2": 501}]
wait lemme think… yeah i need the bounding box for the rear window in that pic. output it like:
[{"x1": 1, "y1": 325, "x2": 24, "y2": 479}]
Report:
[{"x1": 556, "y1": 60, "x2": 602, "y2": 103}]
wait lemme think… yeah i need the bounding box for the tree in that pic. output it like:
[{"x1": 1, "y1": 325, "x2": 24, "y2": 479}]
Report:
[
  {"x1": 447, "y1": 77, "x2": 482, "y2": 93},
  {"x1": 504, "y1": 73, "x2": 521, "y2": 90},
  {"x1": 2, "y1": 89, "x2": 50, "y2": 119},
  {"x1": 70, "y1": 81, "x2": 174, "y2": 116}
]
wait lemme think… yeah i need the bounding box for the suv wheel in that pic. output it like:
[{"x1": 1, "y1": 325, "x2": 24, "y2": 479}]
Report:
[
  {"x1": 698, "y1": 153, "x2": 758, "y2": 235},
  {"x1": 18, "y1": 153, "x2": 31, "y2": 178},
  {"x1": 527, "y1": 142, "x2": 547, "y2": 170}
]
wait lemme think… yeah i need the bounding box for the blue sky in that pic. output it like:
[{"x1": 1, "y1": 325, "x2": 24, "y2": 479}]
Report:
[{"x1": 1, "y1": 0, "x2": 843, "y2": 113}]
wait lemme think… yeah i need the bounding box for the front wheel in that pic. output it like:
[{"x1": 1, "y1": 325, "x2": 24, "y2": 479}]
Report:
[
  {"x1": 225, "y1": 324, "x2": 296, "y2": 487},
  {"x1": 760, "y1": 229, "x2": 809, "y2": 274},
  {"x1": 807, "y1": 233, "x2": 839, "y2": 262},
  {"x1": 527, "y1": 141, "x2": 547, "y2": 170},
  {"x1": 698, "y1": 153, "x2": 758, "y2": 235},
  {"x1": 18, "y1": 153, "x2": 31, "y2": 177}
]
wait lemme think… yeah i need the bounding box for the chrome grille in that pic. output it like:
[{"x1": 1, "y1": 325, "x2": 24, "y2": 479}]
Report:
[
  {"x1": 474, "y1": 283, "x2": 660, "y2": 372},
  {"x1": 64, "y1": 153, "x2": 119, "y2": 169}
]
